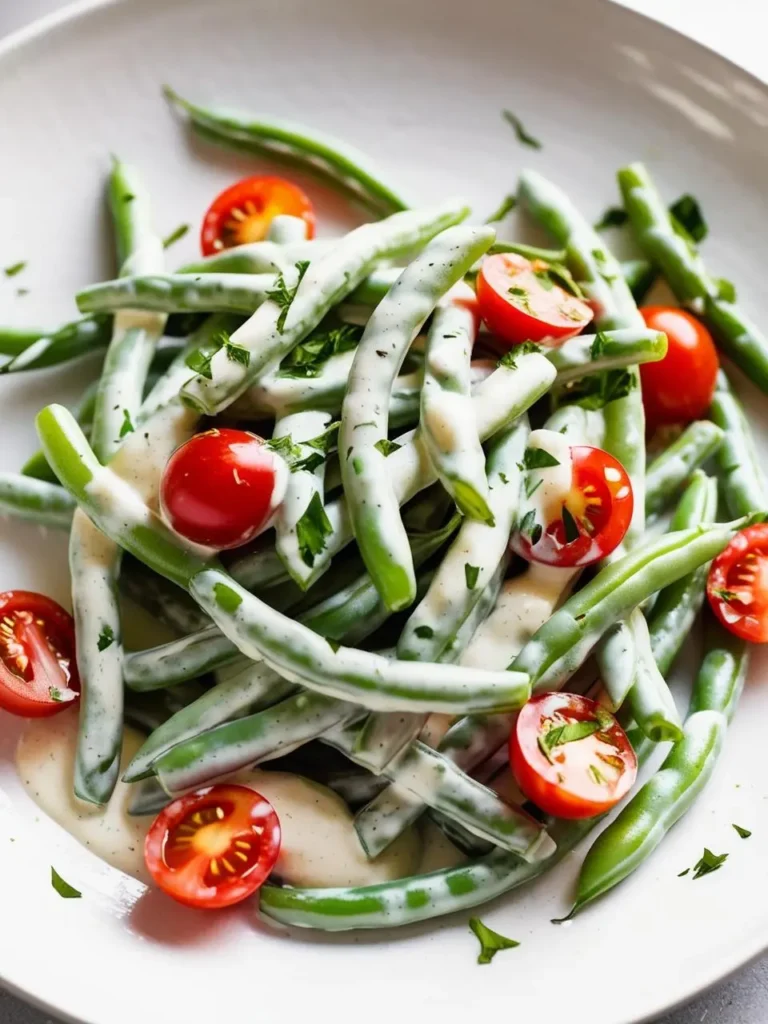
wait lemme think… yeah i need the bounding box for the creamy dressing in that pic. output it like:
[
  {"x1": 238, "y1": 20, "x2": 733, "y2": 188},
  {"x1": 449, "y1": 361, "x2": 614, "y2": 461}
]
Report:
[
  {"x1": 520, "y1": 427, "x2": 574, "y2": 530},
  {"x1": 17, "y1": 711, "x2": 454, "y2": 889}
]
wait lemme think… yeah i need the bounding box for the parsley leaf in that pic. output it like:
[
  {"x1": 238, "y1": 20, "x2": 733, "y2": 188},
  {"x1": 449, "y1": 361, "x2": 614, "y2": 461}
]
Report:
[
  {"x1": 716, "y1": 278, "x2": 736, "y2": 303},
  {"x1": 588, "y1": 764, "x2": 607, "y2": 785},
  {"x1": 305, "y1": 422, "x2": 340, "y2": 455},
  {"x1": 522, "y1": 447, "x2": 560, "y2": 470},
  {"x1": 519, "y1": 509, "x2": 542, "y2": 545},
  {"x1": 590, "y1": 331, "x2": 610, "y2": 359},
  {"x1": 539, "y1": 264, "x2": 585, "y2": 300},
  {"x1": 375, "y1": 438, "x2": 402, "y2": 457},
  {"x1": 712, "y1": 587, "x2": 740, "y2": 603},
  {"x1": 538, "y1": 719, "x2": 601, "y2": 762},
  {"x1": 678, "y1": 868, "x2": 690, "y2": 878},
  {"x1": 97, "y1": 625, "x2": 115, "y2": 652},
  {"x1": 162, "y1": 223, "x2": 190, "y2": 249},
  {"x1": 692, "y1": 848, "x2": 728, "y2": 880},
  {"x1": 4, "y1": 261, "x2": 27, "y2": 278},
  {"x1": 469, "y1": 917, "x2": 520, "y2": 964},
  {"x1": 733, "y1": 823, "x2": 752, "y2": 839},
  {"x1": 326, "y1": 637, "x2": 341, "y2": 653},
  {"x1": 278, "y1": 321, "x2": 361, "y2": 378},
  {"x1": 224, "y1": 339, "x2": 251, "y2": 367},
  {"x1": 594, "y1": 207, "x2": 628, "y2": 231},
  {"x1": 186, "y1": 347, "x2": 216, "y2": 380},
  {"x1": 267, "y1": 260, "x2": 310, "y2": 332},
  {"x1": 119, "y1": 409, "x2": 134, "y2": 438},
  {"x1": 51, "y1": 867, "x2": 81, "y2": 899},
  {"x1": 465, "y1": 564, "x2": 480, "y2": 590},
  {"x1": 484, "y1": 194, "x2": 517, "y2": 224},
  {"x1": 497, "y1": 341, "x2": 540, "y2": 369},
  {"x1": 568, "y1": 368, "x2": 636, "y2": 411},
  {"x1": 501, "y1": 109, "x2": 542, "y2": 150},
  {"x1": 561, "y1": 504, "x2": 580, "y2": 543},
  {"x1": 414, "y1": 625, "x2": 434, "y2": 639},
  {"x1": 669, "y1": 194, "x2": 707, "y2": 244},
  {"x1": 49, "y1": 687, "x2": 63, "y2": 702},
  {"x1": 213, "y1": 582, "x2": 242, "y2": 614},
  {"x1": 296, "y1": 493, "x2": 332, "y2": 567}
]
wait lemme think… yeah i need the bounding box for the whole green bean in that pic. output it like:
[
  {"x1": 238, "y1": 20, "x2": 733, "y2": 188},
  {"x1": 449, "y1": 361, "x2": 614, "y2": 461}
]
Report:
[
  {"x1": 0, "y1": 315, "x2": 112, "y2": 374},
  {"x1": 626, "y1": 607, "x2": 683, "y2": 742},
  {"x1": 595, "y1": 620, "x2": 636, "y2": 711},
  {"x1": 181, "y1": 200, "x2": 470, "y2": 415},
  {"x1": 645, "y1": 420, "x2": 723, "y2": 519},
  {"x1": 77, "y1": 273, "x2": 275, "y2": 317},
  {"x1": 709, "y1": 370, "x2": 768, "y2": 518},
  {"x1": 571, "y1": 626, "x2": 747, "y2": 916},
  {"x1": 340, "y1": 225, "x2": 493, "y2": 610},
  {"x1": 165, "y1": 86, "x2": 409, "y2": 215}
]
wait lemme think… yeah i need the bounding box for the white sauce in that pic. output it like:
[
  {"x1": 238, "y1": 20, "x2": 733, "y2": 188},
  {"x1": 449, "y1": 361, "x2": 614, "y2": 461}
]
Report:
[{"x1": 17, "y1": 711, "x2": 440, "y2": 889}]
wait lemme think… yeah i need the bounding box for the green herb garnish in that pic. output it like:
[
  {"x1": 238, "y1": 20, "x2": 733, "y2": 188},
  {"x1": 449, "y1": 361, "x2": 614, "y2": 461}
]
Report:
[
  {"x1": 162, "y1": 223, "x2": 190, "y2": 249},
  {"x1": 4, "y1": 261, "x2": 27, "y2": 278},
  {"x1": 469, "y1": 917, "x2": 520, "y2": 965},
  {"x1": 733, "y1": 824, "x2": 752, "y2": 839},
  {"x1": 594, "y1": 207, "x2": 628, "y2": 231},
  {"x1": 414, "y1": 625, "x2": 434, "y2": 640},
  {"x1": 51, "y1": 867, "x2": 81, "y2": 899},
  {"x1": 691, "y1": 848, "x2": 728, "y2": 880},
  {"x1": 521, "y1": 447, "x2": 560, "y2": 470},
  {"x1": 296, "y1": 492, "x2": 332, "y2": 568},
  {"x1": 669, "y1": 194, "x2": 707, "y2": 244},
  {"x1": 465, "y1": 564, "x2": 480, "y2": 590},
  {"x1": 484, "y1": 194, "x2": 517, "y2": 224},
  {"x1": 501, "y1": 109, "x2": 542, "y2": 150},
  {"x1": 561, "y1": 504, "x2": 579, "y2": 544},
  {"x1": 49, "y1": 687, "x2": 63, "y2": 702},
  {"x1": 267, "y1": 260, "x2": 310, "y2": 332},
  {"x1": 97, "y1": 625, "x2": 115, "y2": 652},
  {"x1": 278, "y1": 321, "x2": 361, "y2": 378},
  {"x1": 375, "y1": 438, "x2": 402, "y2": 457},
  {"x1": 119, "y1": 409, "x2": 134, "y2": 438}
]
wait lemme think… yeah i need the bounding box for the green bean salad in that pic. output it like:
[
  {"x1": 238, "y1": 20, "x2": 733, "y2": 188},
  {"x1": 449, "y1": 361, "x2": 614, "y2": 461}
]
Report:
[{"x1": 1, "y1": 86, "x2": 767, "y2": 941}]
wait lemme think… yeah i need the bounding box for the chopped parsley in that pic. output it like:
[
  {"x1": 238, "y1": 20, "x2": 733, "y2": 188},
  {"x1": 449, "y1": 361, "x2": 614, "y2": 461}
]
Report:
[
  {"x1": 278, "y1": 321, "x2": 361, "y2": 378},
  {"x1": 538, "y1": 718, "x2": 601, "y2": 763},
  {"x1": 484, "y1": 193, "x2": 517, "y2": 224},
  {"x1": 414, "y1": 625, "x2": 434, "y2": 640},
  {"x1": 594, "y1": 207, "x2": 628, "y2": 231},
  {"x1": 497, "y1": 341, "x2": 540, "y2": 369},
  {"x1": 691, "y1": 848, "x2": 728, "y2": 880},
  {"x1": 590, "y1": 331, "x2": 610, "y2": 359},
  {"x1": 712, "y1": 587, "x2": 740, "y2": 603},
  {"x1": 518, "y1": 509, "x2": 542, "y2": 546},
  {"x1": 267, "y1": 260, "x2": 310, "y2": 332},
  {"x1": 186, "y1": 347, "x2": 216, "y2": 380},
  {"x1": 296, "y1": 492, "x2": 333, "y2": 567},
  {"x1": 97, "y1": 624, "x2": 115, "y2": 652},
  {"x1": 469, "y1": 917, "x2": 519, "y2": 964},
  {"x1": 521, "y1": 447, "x2": 560, "y2": 470},
  {"x1": 566, "y1": 368, "x2": 636, "y2": 411},
  {"x1": 162, "y1": 223, "x2": 190, "y2": 249},
  {"x1": 213, "y1": 582, "x2": 242, "y2": 614},
  {"x1": 716, "y1": 278, "x2": 736, "y2": 303},
  {"x1": 48, "y1": 687, "x2": 63, "y2": 702},
  {"x1": 118, "y1": 409, "x2": 134, "y2": 438},
  {"x1": 561, "y1": 504, "x2": 580, "y2": 544},
  {"x1": 224, "y1": 339, "x2": 251, "y2": 368},
  {"x1": 326, "y1": 637, "x2": 341, "y2": 653},
  {"x1": 464, "y1": 564, "x2": 480, "y2": 590},
  {"x1": 733, "y1": 824, "x2": 752, "y2": 839},
  {"x1": 4, "y1": 261, "x2": 27, "y2": 278},
  {"x1": 501, "y1": 109, "x2": 542, "y2": 150},
  {"x1": 51, "y1": 867, "x2": 81, "y2": 899},
  {"x1": 535, "y1": 264, "x2": 585, "y2": 300},
  {"x1": 669, "y1": 194, "x2": 707, "y2": 244},
  {"x1": 374, "y1": 438, "x2": 402, "y2": 457}
]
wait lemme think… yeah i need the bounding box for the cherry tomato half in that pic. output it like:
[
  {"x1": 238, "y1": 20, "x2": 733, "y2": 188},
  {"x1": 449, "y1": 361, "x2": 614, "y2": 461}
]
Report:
[
  {"x1": 510, "y1": 693, "x2": 637, "y2": 820},
  {"x1": 477, "y1": 253, "x2": 594, "y2": 348},
  {"x1": 200, "y1": 175, "x2": 316, "y2": 256},
  {"x1": 145, "y1": 784, "x2": 281, "y2": 909},
  {"x1": 161, "y1": 428, "x2": 287, "y2": 550},
  {"x1": 511, "y1": 445, "x2": 633, "y2": 568},
  {"x1": 0, "y1": 591, "x2": 79, "y2": 717},
  {"x1": 639, "y1": 307, "x2": 719, "y2": 430},
  {"x1": 707, "y1": 524, "x2": 768, "y2": 643}
]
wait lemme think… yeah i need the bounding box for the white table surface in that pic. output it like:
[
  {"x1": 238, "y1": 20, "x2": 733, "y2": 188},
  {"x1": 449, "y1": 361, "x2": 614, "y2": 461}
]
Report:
[{"x1": 1, "y1": 0, "x2": 767, "y2": 1021}]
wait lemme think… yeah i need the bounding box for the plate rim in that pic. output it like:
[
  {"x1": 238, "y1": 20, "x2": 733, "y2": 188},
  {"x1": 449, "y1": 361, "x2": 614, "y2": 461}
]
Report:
[{"x1": 1, "y1": 2, "x2": 768, "y2": 1023}]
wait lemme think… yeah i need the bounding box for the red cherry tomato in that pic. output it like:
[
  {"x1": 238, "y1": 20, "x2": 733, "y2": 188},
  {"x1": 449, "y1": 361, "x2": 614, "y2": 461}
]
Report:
[
  {"x1": 707, "y1": 524, "x2": 768, "y2": 643},
  {"x1": 161, "y1": 428, "x2": 286, "y2": 550},
  {"x1": 200, "y1": 175, "x2": 316, "y2": 256},
  {"x1": 511, "y1": 445, "x2": 633, "y2": 568},
  {"x1": 510, "y1": 693, "x2": 637, "y2": 820},
  {"x1": 145, "y1": 784, "x2": 281, "y2": 909},
  {"x1": 476, "y1": 253, "x2": 594, "y2": 347},
  {"x1": 639, "y1": 306, "x2": 719, "y2": 430},
  {"x1": 0, "y1": 591, "x2": 79, "y2": 718}
]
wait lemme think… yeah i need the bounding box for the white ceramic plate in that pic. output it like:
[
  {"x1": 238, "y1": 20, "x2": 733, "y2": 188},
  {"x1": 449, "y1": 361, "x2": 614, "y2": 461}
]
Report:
[{"x1": 3, "y1": 1, "x2": 768, "y2": 1021}]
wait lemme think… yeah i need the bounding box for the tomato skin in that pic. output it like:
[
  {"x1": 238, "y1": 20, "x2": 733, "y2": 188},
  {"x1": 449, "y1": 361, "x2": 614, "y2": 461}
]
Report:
[
  {"x1": 707, "y1": 525, "x2": 768, "y2": 643},
  {"x1": 477, "y1": 253, "x2": 593, "y2": 348},
  {"x1": 511, "y1": 445, "x2": 633, "y2": 568},
  {"x1": 145, "y1": 784, "x2": 281, "y2": 910},
  {"x1": 200, "y1": 175, "x2": 315, "y2": 256},
  {"x1": 0, "y1": 591, "x2": 79, "y2": 718},
  {"x1": 639, "y1": 307, "x2": 719, "y2": 429},
  {"x1": 161, "y1": 428, "x2": 286, "y2": 550},
  {"x1": 510, "y1": 693, "x2": 637, "y2": 820}
]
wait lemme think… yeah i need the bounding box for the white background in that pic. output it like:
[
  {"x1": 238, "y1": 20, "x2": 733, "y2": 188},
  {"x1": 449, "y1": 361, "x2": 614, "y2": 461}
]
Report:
[{"x1": 1, "y1": 0, "x2": 767, "y2": 1021}]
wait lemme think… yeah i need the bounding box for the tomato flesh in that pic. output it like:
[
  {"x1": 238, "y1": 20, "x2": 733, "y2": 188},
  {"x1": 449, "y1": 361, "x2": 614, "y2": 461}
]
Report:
[
  {"x1": 145, "y1": 784, "x2": 281, "y2": 909},
  {"x1": 510, "y1": 693, "x2": 637, "y2": 819},
  {"x1": 161, "y1": 428, "x2": 286, "y2": 550},
  {"x1": 512, "y1": 445, "x2": 633, "y2": 568},
  {"x1": 477, "y1": 253, "x2": 593, "y2": 348},
  {"x1": 200, "y1": 175, "x2": 315, "y2": 256},
  {"x1": 707, "y1": 525, "x2": 768, "y2": 642},
  {"x1": 639, "y1": 306, "x2": 719, "y2": 430},
  {"x1": 0, "y1": 591, "x2": 79, "y2": 717}
]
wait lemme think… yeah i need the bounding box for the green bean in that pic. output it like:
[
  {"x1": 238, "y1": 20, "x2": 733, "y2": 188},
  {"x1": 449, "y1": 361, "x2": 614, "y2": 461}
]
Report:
[
  {"x1": 645, "y1": 421, "x2": 724, "y2": 519},
  {"x1": 419, "y1": 286, "x2": 489, "y2": 520},
  {"x1": 0, "y1": 314, "x2": 112, "y2": 374},
  {"x1": 274, "y1": 409, "x2": 333, "y2": 588},
  {"x1": 511, "y1": 518, "x2": 757, "y2": 690},
  {"x1": 119, "y1": 557, "x2": 210, "y2": 634},
  {"x1": 625, "y1": 607, "x2": 683, "y2": 742},
  {"x1": 191, "y1": 568, "x2": 531, "y2": 715},
  {"x1": 124, "y1": 660, "x2": 294, "y2": 782},
  {"x1": 619, "y1": 162, "x2": 768, "y2": 391},
  {"x1": 397, "y1": 416, "x2": 527, "y2": 661},
  {"x1": 340, "y1": 226, "x2": 493, "y2": 610},
  {"x1": 22, "y1": 381, "x2": 100, "y2": 484},
  {"x1": 127, "y1": 776, "x2": 170, "y2": 816},
  {"x1": 258, "y1": 731, "x2": 656, "y2": 930},
  {"x1": 571, "y1": 626, "x2": 748, "y2": 916},
  {"x1": 350, "y1": 711, "x2": 427, "y2": 774},
  {"x1": 124, "y1": 625, "x2": 239, "y2": 691},
  {"x1": 181, "y1": 200, "x2": 470, "y2": 415},
  {"x1": 0, "y1": 473, "x2": 75, "y2": 529},
  {"x1": 77, "y1": 273, "x2": 275, "y2": 317},
  {"x1": 648, "y1": 471, "x2": 719, "y2": 677},
  {"x1": 164, "y1": 86, "x2": 409, "y2": 215},
  {"x1": 0, "y1": 325, "x2": 50, "y2": 358},
  {"x1": 595, "y1": 620, "x2": 636, "y2": 711},
  {"x1": 548, "y1": 327, "x2": 666, "y2": 385},
  {"x1": 709, "y1": 370, "x2": 768, "y2": 518},
  {"x1": 178, "y1": 238, "x2": 324, "y2": 275}
]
